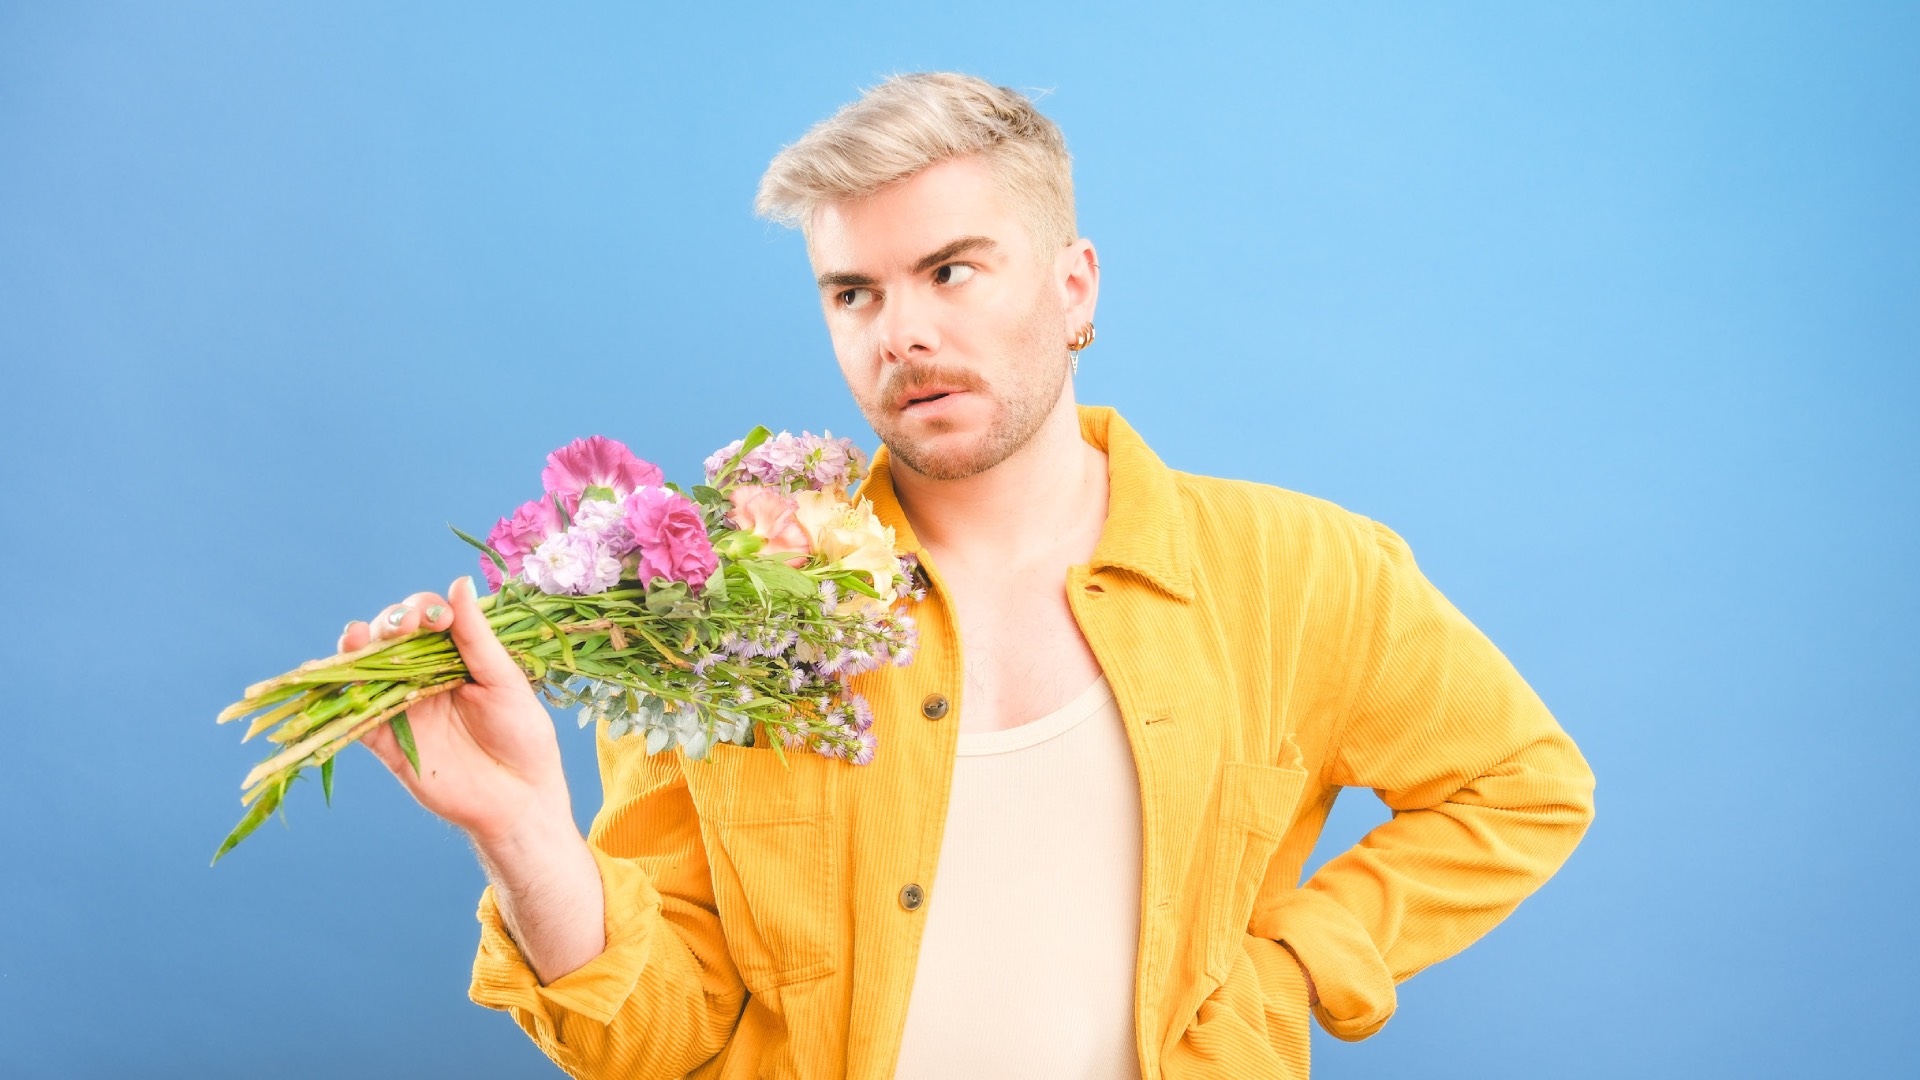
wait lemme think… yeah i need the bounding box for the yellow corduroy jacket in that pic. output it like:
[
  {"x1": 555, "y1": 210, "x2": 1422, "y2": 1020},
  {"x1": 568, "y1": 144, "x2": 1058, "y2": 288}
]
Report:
[{"x1": 469, "y1": 405, "x2": 1597, "y2": 1079}]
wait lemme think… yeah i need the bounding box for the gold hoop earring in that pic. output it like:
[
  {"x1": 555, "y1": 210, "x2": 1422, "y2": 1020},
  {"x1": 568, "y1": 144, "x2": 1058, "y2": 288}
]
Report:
[{"x1": 1067, "y1": 321, "x2": 1094, "y2": 376}]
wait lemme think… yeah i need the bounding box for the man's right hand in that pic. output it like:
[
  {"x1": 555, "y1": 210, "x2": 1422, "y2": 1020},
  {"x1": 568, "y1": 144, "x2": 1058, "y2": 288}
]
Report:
[
  {"x1": 337, "y1": 575, "x2": 570, "y2": 849},
  {"x1": 339, "y1": 575, "x2": 608, "y2": 983}
]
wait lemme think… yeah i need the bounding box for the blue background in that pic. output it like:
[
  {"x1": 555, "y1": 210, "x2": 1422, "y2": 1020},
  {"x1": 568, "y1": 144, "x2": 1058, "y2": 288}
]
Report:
[{"x1": 2, "y1": 2, "x2": 1914, "y2": 1076}]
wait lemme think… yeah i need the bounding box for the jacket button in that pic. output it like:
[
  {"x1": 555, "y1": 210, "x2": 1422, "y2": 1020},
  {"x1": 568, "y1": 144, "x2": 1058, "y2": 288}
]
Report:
[
  {"x1": 921, "y1": 694, "x2": 949, "y2": 720},
  {"x1": 900, "y1": 883, "x2": 926, "y2": 910}
]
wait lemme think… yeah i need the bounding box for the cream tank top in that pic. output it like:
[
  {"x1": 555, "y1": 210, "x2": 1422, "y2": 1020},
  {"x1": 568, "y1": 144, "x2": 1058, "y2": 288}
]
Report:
[{"x1": 892, "y1": 676, "x2": 1145, "y2": 1079}]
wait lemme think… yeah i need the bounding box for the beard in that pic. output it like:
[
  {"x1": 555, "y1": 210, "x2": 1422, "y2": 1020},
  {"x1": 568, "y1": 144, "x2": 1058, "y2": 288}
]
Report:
[{"x1": 857, "y1": 301, "x2": 1069, "y2": 482}]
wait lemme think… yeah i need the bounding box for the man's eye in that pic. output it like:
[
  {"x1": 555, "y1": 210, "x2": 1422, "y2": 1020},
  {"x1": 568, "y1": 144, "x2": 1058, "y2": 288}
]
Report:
[
  {"x1": 838, "y1": 287, "x2": 875, "y2": 311},
  {"x1": 934, "y1": 264, "x2": 976, "y2": 286}
]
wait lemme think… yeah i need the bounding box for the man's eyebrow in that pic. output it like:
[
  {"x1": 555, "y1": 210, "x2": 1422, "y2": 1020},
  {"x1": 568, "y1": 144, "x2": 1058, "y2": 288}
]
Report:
[
  {"x1": 815, "y1": 236, "x2": 1001, "y2": 292},
  {"x1": 912, "y1": 235, "x2": 999, "y2": 273}
]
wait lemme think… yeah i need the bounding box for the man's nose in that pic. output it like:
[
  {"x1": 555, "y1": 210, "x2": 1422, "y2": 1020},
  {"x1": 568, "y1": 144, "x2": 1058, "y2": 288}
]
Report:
[{"x1": 877, "y1": 286, "x2": 940, "y2": 362}]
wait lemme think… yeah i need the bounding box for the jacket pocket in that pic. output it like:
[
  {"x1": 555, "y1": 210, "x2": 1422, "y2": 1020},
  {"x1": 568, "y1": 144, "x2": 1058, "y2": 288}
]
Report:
[
  {"x1": 1204, "y1": 759, "x2": 1308, "y2": 984},
  {"x1": 699, "y1": 742, "x2": 841, "y2": 994},
  {"x1": 1167, "y1": 934, "x2": 1310, "y2": 1080}
]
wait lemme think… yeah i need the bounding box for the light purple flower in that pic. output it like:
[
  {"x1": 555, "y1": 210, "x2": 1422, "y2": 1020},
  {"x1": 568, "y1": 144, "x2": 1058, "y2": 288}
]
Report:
[
  {"x1": 570, "y1": 495, "x2": 637, "y2": 557},
  {"x1": 522, "y1": 529, "x2": 626, "y2": 596},
  {"x1": 703, "y1": 439, "x2": 744, "y2": 485},
  {"x1": 846, "y1": 727, "x2": 878, "y2": 766},
  {"x1": 704, "y1": 430, "x2": 867, "y2": 493},
  {"x1": 621, "y1": 486, "x2": 718, "y2": 589}
]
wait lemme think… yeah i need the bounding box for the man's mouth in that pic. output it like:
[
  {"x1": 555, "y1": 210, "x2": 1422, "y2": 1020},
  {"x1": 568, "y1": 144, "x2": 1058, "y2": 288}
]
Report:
[{"x1": 899, "y1": 389, "x2": 964, "y2": 410}]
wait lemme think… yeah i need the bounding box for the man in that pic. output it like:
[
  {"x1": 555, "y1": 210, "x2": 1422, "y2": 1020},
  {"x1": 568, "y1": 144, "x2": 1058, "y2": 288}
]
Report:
[{"x1": 340, "y1": 72, "x2": 1596, "y2": 1079}]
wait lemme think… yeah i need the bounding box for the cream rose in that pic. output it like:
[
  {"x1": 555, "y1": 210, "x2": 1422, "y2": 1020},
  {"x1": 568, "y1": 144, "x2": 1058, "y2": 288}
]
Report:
[{"x1": 794, "y1": 491, "x2": 898, "y2": 608}]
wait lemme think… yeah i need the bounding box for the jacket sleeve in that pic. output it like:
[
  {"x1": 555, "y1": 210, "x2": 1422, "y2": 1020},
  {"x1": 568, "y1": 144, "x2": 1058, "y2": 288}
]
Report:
[
  {"x1": 1249, "y1": 517, "x2": 1597, "y2": 1042},
  {"x1": 468, "y1": 725, "x2": 747, "y2": 1078}
]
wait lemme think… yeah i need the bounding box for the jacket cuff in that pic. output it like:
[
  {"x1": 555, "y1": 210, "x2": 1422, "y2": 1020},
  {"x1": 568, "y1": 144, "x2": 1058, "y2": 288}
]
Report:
[
  {"x1": 1249, "y1": 887, "x2": 1396, "y2": 1041},
  {"x1": 469, "y1": 844, "x2": 663, "y2": 1031}
]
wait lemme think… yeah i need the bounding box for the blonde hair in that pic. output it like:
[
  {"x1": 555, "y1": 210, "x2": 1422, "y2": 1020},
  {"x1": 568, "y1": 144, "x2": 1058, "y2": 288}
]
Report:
[{"x1": 755, "y1": 72, "x2": 1076, "y2": 252}]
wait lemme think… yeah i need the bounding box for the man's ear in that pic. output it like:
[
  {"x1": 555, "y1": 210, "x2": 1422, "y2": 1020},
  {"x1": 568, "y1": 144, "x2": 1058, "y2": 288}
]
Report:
[{"x1": 1057, "y1": 238, "x2": 1099, "y2": 330}]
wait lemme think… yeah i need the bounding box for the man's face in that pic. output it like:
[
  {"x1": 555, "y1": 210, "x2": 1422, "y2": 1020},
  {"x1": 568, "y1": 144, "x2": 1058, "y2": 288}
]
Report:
[{"x1": 808, "y1": 155, "x2": 1076, "y2": 481}]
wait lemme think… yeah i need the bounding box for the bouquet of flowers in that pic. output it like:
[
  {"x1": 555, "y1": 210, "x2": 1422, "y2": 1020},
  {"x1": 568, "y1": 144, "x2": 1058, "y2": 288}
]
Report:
[{"x1": 214, "y1": 427, "x2": 919, "y2": 862}]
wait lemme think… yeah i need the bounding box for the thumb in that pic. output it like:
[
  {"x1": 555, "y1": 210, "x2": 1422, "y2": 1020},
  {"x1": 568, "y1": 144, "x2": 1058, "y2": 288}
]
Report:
[{"x1": 445, "y1": 575, "x2": 525, "y2": 687}]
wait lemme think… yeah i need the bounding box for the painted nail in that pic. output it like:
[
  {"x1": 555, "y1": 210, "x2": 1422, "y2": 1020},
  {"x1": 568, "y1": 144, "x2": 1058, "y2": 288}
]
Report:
[
  {"x1": 387, "y1": 607, "x2": 408, "y2": 627},
  {"x1": 425, "y1": 605, "x2": 447, "y2": 623}
]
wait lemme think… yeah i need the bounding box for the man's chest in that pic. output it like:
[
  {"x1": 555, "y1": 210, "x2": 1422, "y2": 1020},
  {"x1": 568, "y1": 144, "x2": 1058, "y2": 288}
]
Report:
[{"x1": 945, "y1": 570, "x2": 1107, "y2": 734}]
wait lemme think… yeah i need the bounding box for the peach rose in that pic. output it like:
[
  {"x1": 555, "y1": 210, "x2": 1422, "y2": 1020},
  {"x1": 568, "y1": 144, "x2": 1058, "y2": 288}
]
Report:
[{"x1": 727, "y1": 484, "x2": 812, "y2": 567}]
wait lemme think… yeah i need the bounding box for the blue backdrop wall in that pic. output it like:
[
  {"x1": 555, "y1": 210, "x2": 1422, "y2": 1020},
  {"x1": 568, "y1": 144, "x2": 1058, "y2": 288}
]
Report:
[{"x1": 2, "y1": 2, "x2": 1914, "y2": 1076}]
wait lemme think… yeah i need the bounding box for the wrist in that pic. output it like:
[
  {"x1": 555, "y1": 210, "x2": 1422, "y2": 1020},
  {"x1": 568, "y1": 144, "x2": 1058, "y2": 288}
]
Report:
[
  {"x1": 1278, "y1": 939, "x2": 1319, "y2": 1007},
  {"x1": 469, "y1": 798, "x2": 584, "y2": 883}
]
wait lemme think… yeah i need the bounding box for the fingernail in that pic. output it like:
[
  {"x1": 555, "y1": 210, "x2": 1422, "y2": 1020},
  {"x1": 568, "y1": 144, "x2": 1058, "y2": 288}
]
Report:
[
  {"x1": 425, "y1": 605, "x2": 447, "y2": 623},
  {"x1": 343, "y1": 621, "x2": 356, "y2": 635},
  {"x1": 387, "y1": 607, "x2": 408, "y2": 627},
  {"x1": 453, "y1": 576, "x2": 474, "y2": 601}
]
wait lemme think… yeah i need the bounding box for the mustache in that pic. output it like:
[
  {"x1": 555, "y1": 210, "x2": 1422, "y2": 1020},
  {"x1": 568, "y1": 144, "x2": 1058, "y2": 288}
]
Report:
[{"x1": 881, "y1": 363, "x2": 990, "y2": 408}]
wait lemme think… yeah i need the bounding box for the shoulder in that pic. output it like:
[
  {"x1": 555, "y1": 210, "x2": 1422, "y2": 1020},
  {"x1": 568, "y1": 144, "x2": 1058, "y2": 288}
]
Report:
[{"x1": 1170, "y1": 470, "x2": 1380, "y2": 568}]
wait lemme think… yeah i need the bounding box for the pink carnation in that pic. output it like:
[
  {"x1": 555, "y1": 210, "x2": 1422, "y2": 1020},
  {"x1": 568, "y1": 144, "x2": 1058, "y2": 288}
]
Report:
[
  {"x1": 727, "y1": 485, "x2": 812, "y2": 567},
  {"x1": 542, "y1": 436, "x2": 665, "y2": 514},
  {"x1": 482, "y1": 497, "x2": 563, "y2": 591},
  {"x1": 621, "y1": 487, "x2": 718, "y2": 590}
]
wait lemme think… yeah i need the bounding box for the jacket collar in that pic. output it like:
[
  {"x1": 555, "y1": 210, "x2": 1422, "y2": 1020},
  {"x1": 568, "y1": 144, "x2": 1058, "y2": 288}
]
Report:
[{"x1": 856, "y1": 404, "x2": 1195, "y2": 602}]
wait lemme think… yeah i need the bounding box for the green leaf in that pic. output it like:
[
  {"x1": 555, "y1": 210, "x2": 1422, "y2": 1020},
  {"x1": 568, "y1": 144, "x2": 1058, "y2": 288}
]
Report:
[
  {"x1": 449, "y1": 523, "x2": 510, "y2": 578},
  {"x1": 274, "y1": 775, "x2": 296, "y2": 826},
  {"x1": 713, "y1": 425, "x2": 772, "y2": 485},
  {"x1": 747, "y1": 559, "x2": 816, "y2": 597},
  {"x1": 836, "y1": 569, "x2": 884, "y2": 599},
  {"x1": 645, "y1": 580, "x2": 691, "y2": 615},
  {"x1": 737, "y1": 563, "x2": 771, "y2": 604},
  {"x1": 712, "y1": 530, "x2": 765, "y2": 560},
  {"x1": 320, "y1": 756, "x2": 335, "y2": 807},
  {"x1": 390, "y1": 712, "x2": 422, "y2": 778},
  {"x1": 526, "y1": 603, "x2": 575, "y2": 669},
  {"x1": 211, "y1": 782, "x2": 285, "y2": 865}
]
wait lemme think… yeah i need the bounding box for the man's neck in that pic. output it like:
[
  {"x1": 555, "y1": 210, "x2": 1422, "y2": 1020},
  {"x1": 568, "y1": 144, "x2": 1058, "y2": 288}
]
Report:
[{"x1": 889, "y1": 395, "x2": 1108, "y2": 574}]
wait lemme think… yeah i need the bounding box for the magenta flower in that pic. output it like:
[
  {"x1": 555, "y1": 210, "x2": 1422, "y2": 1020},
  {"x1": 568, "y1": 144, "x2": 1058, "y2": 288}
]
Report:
[
  {"x1": 482, "y1": 497, "x2": 564, "y2": 591},
  {"x1": 622, "y1": 487, "x2": 718, "y2": 590},
  {"x1": 543, "y1": 436, "x2": 665, "y2": 514}
]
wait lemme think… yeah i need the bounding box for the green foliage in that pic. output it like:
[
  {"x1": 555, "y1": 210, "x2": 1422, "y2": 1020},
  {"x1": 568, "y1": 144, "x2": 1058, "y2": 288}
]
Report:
[
  {"x1": 389, "y1": 713, "x2": 421, "y2": 778},
  {"x1": 212, "y1": 777, "x2": 286, "y2": 864},
  {"x1": 448, "y1": 523, "x2": 509, "y2": 578}
]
